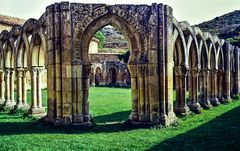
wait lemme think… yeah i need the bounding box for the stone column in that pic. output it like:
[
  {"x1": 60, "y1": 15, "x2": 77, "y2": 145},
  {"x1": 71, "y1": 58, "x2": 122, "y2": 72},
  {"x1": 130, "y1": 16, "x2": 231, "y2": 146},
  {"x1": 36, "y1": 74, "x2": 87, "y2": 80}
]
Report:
[
  {"x1": 188, "y1": 67, "x2": 202, "y2": 113},
  {"x1": 0, "y1": 70, "x2": 5, "y2": 104},
  {"x1": 237, "y1": 48, "x2": 240, "y2": 95},
  {"x1": 198, "y1": 69, "x2": 204, "y2": 101},
  {"x1": 15, "y1": 68, "x2": 23, "y2": 109},
  {"x1": 28, "y1": 67, "x2": 45, "y2": 115},
  {"x1": 210, "y1": 69, "x2": 220, "y2": 105},
  {"x1": 82, "y1": 64, "x2": 91, "y2": 123},
  {"x1": 10, "y1": 70, "x2": 15, "y2": 104},
  {"x1": 4, "y1": 69, "x2": 11, "y2": 105},
  {"x1": 138, "y1": 64, "x2": 147, "y2": 122},
  {"x1": 233, "y1": 47, "x2": 240, "y2": 96},
  {"x1": 3, "y1": 68, "x2": 15, "y2": 108},
  {"x1": 29, "y1": 67, "x2": 38, "y2": 113},
  {"x1": 217, "y1": 70, "x2": 224, "y2": 103},
  {"x1": 223, "y1": 42, "x2": 232, "y2": 100},
  {"x1": 199, "y1": 68, "x2": 212, "y2": 109},
  {"x1": 37, "y1": 67, "x2": 45, "y2": 110},
  {"x1": 174, "y1": 65, "x2": 190, "y2": 115},
  {"x1": 128, "y1": 64, "x2": 138, "y2": 122},
  {"x1": 22, "y1": 68, "x2": 28, "y2": 107}
]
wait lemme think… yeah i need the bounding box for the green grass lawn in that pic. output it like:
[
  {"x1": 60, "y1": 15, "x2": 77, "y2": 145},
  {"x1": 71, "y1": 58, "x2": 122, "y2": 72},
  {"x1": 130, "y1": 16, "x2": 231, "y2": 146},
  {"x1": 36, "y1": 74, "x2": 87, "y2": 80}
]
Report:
[{"x1": 0, "y1": 87, "x2": 240, "y2": 150}]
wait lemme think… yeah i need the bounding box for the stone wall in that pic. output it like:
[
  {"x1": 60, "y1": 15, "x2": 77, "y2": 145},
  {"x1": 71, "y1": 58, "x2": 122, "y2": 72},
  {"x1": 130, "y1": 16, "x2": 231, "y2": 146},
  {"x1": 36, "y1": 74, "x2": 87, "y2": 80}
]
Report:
[
  {"x1": 0, "y1": 24, "x2": 13, "y2": 31},
  {"x1": 90, "y1": 53, "x2": 120, "y2": 63}
]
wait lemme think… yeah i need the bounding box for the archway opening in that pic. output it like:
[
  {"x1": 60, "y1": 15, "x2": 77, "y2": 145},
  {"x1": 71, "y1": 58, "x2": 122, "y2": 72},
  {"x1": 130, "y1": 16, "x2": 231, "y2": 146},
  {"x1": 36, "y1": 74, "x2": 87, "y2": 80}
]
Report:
[
  {"x1": 172, "y1": 34, "x2": 190, "y2": 115},
  {"x1": 86, "y1": 24, "x2": 132, "y2": 125},
  {"x1": 27, "y1": 32, "x2": 47, "y2": 115}
]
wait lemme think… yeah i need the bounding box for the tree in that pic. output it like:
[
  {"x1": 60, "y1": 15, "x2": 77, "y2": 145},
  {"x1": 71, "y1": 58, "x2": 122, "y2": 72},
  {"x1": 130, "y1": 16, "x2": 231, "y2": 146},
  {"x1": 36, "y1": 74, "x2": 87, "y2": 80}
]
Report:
[{"x1": 94, "y1": 31, "x2": 105, "y2": 48}]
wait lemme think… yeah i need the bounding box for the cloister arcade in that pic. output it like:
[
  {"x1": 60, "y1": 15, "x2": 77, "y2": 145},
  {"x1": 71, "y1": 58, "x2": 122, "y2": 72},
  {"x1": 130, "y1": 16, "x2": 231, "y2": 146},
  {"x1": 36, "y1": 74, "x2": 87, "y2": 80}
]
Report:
[{"x1": 0, "y1": 2, "x2": 239, "y2": 126}]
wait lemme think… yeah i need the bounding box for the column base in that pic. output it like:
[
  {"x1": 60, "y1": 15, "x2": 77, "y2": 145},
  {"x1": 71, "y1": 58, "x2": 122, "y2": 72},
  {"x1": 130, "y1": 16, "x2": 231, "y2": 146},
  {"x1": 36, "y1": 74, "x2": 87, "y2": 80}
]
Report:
[
  {"x1": 42, "y1": 115, "x2": 92, "y2": 127},
  {"x1": 14, "y1": 104, "x2": 30, "y2": 111},
  {"x1": 224, "y1": 97, "x2": 232, "y2": 103},
  {"x1": 128, "y1": 112, "x2": 177, "y2": 127},
  {"x1": 2, "y1": 100, "x2": 16, "y2": 110},
  {"x1": 188, "y1": 102, "x2": 202, "y2": 114},
  {"x1": 218, "y1": 97, "x2": 226, "y2": 103},
  {"x1": 129, "y1": 111, "x2": 139, "y2": 122},
  {"x1": 0, "y1": 99, "x2": 5, "y2": 106},
  {"x1": 174, "y1": 105, "x2": 190, "y2": 116},
  {"x1": 28, "y1": 107, "x2": 45, "y2": 117},
  {"x1": 159, "y1": 112, "x2": 177, "y2": 126},
  {"x1": 199, "y1": 99, "x2": 212, "y2": 109},
  {"x1": 73, "y1": 115, "x2": 84, "y2": 123},
  {"x1": 210, "y1": 97, "x2": 220, "y2": 106},
  {"x1": 83, "y1": 114, "x2": 91, "y2": 123}
]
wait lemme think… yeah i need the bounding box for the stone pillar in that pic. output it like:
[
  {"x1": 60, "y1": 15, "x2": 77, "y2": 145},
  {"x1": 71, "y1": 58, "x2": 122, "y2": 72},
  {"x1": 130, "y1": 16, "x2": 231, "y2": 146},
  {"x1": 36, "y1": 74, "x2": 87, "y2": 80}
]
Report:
[
  {"x1": 237, "y1": 48, "x2": 240, "y2": 96},
  {"x1": 15, "y1": 68, "x2": 23, "y2": 109},
  {"x1": 209, "y1": 68, "x2": 220, "y2": 105},
  {"x1": 233, "y1": 47, "x2": 240, "y2": 96},
  {"x1": 188, "y1": 67, "x2": 202, "y2": 113},
  {"x1": 158, "y1": 4, "x2": 176, "y2": 126},
  {"x1": 217, "y1": 70, "x2": 224, "y2": 103},
  {"x1": 10, "y1": 70, "x2": 15, "y2": 103},
  {"x1": 0, "y1": 70, "x2": 5, "y2": 104},
  {"x1": 223, "y1": 42, "x2": 232, "y2": 100},
  {"x1": 199, "y1": 68, "x2": 212, "y2": 108},
  {"x1": 128, "y1": 64, "x2": 138, "y2": 121},
  {"x1": 4, "y1": 69, "x2": 11, "y2": 105},
  {"x1": 30, "y1": 67, "x2": 37, "y2": 111},
  {"x1": 22, "y1": 69, "x2": 28, "y2": 107},
  {"x1": 28, "y1": 67, "x2": 45, "y2": 115},
  {"x1": 37, "y1": 67, "x2": 45, "y2": 109},
  {"x1": 174, "y1": 65, "x2": 190, "y2": 115},
  {"x1": 3, "y1": 68, "x2": 15, "y2": 109},
  {"x1": 82, "y1": 64, "x2": 91, "y2": 123},
  {"x1": 138, "y1": 64, "x2": 147, "y2": 122}
]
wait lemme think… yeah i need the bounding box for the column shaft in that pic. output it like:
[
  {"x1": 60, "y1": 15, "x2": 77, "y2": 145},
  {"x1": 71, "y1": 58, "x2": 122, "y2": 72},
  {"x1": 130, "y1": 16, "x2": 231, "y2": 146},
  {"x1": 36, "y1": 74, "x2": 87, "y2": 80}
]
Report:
[
  {"x1": 16, "y1": 68, "x2": 23, "y2": 106},
  {"x1": 0, "y1": 70, "x2": 5, "y2": 103}
]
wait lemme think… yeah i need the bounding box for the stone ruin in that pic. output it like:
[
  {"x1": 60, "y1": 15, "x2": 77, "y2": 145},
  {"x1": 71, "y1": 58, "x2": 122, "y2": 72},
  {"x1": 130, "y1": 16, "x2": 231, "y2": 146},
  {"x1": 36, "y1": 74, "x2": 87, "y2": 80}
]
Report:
[{"x1": 0, "y1": 2, "x2": 239, "y2": 127}]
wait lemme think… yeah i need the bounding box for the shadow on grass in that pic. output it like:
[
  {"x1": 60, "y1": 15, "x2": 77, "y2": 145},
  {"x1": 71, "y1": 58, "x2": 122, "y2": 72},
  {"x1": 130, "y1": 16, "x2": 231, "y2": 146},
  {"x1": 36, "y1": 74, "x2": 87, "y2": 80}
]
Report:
[
  {"x1": 0, "y1": 110, "x2": 149, "y2": 135},
  {"x1": 93, "y1": 110, "x2": 131, "y2": 123},
  {"x1": 146, "y1": 106, "x2": 240, "y2": 151}
]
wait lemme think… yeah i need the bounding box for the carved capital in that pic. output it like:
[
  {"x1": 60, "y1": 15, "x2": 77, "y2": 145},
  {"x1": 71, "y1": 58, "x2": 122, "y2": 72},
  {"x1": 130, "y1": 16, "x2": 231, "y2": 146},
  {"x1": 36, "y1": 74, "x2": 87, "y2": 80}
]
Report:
[
  {"x1": 191, "y1": 67, "x2": 200, "y2": 77},
  {"x1": 4, "y1": 68, "x2": 12, "y2": 76},
  {"x1": 16, "y1": 67, "x2": 24, "y2": 77},
  {"x1": 128, "y1": 64, "x2": 138, "y2": 77},
  {"x1": 179, "y1": 64, "x2": 189, "y2": 76}
]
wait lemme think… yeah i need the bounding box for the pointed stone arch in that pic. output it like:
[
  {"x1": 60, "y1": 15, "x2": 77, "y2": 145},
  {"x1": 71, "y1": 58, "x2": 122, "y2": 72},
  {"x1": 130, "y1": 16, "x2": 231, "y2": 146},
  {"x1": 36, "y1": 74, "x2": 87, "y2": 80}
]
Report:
[
  {"x1": 75, "y1": 11, "x2": 143, "y2": 124},
  {"x1": 172, "y1": 19, "x2": 189, "y2": 115},
  {"x1": 180, "y1": 22, "x2": 201, "y2": 113}
]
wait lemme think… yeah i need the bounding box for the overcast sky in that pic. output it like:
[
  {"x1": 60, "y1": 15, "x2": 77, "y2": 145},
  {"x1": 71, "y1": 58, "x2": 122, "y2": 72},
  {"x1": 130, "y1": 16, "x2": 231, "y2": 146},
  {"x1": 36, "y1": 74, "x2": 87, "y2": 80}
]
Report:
[{"x1": 0, "y1": 0, "x2": 239, "y2": 25}]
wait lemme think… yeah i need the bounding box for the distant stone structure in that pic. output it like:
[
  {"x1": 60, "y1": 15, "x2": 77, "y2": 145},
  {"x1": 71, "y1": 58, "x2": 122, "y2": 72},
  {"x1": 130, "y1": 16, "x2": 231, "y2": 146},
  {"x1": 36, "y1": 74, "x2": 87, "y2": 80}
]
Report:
[
  {"x1": 89, "y1": 37, "x2": 99, "y2": 53},
  {"x1": 90, "y1": 61, "x2": 130, "y2": 86},
  {"x1": 0, "y1": 2, "x2": 239, "y2": 128},
  {"x1": 0, "y1": 14, "x2": 25, "y2": 30}
]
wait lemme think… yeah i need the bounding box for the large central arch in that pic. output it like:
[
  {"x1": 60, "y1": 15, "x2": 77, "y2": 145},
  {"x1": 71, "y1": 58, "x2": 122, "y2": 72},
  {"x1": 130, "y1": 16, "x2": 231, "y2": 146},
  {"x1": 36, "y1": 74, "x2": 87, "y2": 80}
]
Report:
[{"x1": 77, "y1": 13, "x2": 141, "y2": 123}]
